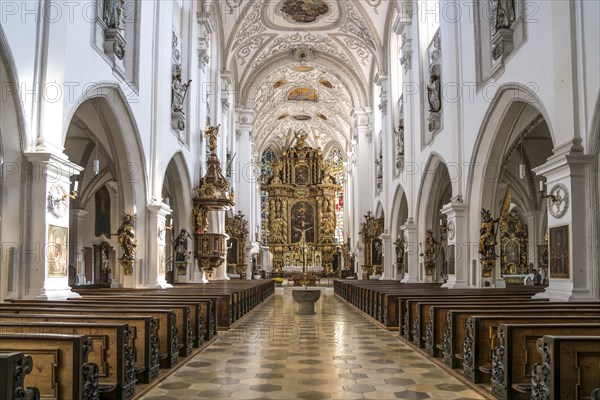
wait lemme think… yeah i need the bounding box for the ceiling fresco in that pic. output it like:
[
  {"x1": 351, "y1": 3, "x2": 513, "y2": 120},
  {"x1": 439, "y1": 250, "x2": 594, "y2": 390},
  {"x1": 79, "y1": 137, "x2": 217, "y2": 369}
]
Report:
[
  {"x1": 221, "y1": 0, "x2": 390, "y2": 153},
  {"x1": 280, "y1": 0, "x2": 330, "y2": 23}
]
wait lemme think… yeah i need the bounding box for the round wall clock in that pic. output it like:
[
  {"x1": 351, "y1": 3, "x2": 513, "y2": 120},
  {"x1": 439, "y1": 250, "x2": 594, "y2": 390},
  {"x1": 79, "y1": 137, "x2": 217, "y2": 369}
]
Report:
[
  {"x1": 548, "y1": 183, "x2": 569, "y2": 219},
  {"x1": 447, "y1": 220, "x2": 456, "y2": 240},
  {"x1": 47, "y1": 184, "x2": 68, "y2": 218}
]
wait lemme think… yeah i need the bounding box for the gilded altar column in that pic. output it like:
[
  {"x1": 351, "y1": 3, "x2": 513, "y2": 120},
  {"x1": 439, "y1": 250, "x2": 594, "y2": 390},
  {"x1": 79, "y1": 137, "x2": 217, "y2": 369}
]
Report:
[{"x1": 401, "y1": 218, "x2": 419, "y2": 283}]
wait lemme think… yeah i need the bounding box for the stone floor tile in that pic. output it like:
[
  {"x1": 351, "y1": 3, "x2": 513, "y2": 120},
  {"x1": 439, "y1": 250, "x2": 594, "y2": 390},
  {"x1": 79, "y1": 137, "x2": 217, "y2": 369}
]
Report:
[{"x1": 141, "y1": 289, "x2": 486, "y2": 400}]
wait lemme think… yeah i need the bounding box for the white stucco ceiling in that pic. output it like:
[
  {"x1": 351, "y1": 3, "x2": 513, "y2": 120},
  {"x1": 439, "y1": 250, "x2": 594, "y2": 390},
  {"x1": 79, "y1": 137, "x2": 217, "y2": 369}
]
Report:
[{"x1": 220, "y1": 0, "x2": 392, "y2": 153}]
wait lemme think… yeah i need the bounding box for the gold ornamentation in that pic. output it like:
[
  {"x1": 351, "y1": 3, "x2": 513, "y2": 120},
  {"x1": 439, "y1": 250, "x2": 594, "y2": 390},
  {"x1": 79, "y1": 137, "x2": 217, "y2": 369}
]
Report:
[
  {"x1": 204, "y1": 123, "x2": 221, "y2": 154},
  {"x1": 117, "y1": 211, "x2": 137, "y2": 275}
]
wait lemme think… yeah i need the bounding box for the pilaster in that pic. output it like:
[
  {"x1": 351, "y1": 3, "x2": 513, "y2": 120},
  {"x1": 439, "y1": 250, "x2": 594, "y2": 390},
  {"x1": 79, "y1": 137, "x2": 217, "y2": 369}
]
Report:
[
  {"x1": 533, "y1": 148, "x2": 595, "y2": 300},
  {"x1": 24, "y1": 152, "x2": 83, "y2": 299},
  {"x1": 401, "y1": 218, "x2": 419, "y2": 283},
  {"x1": 440, "y1": 200, "x2": 469, "y2": 288},
  {"x1": 146, "y1": 202, "x2": 173, "y2": 288}
]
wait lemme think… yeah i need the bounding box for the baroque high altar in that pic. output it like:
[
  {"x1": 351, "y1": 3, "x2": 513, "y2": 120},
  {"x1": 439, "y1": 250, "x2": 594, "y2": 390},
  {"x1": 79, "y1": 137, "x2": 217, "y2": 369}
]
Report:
[{"x1": 264, "y1": 132, "x2": 341, "y2": 277}]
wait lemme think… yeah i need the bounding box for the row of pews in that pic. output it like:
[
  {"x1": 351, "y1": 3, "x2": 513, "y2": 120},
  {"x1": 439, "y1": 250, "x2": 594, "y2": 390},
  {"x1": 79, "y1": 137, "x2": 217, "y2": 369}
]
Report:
[
  {"x1": 0, "y1": 280, "x2": 274, "y2": 400},
  {"x1": 334, "y1": 279, "x2": 600, "y2": 400}
]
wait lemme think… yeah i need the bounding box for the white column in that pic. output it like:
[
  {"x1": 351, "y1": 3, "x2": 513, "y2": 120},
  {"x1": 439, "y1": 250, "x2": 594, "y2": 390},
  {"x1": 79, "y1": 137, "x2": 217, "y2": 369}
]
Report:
[
  {"x1": 441, "y1": 200, "x2": 469, "y2": 288},
  {"x1": 71, "y1": 209, "x2": 89, "y2": 285},
  {"x1": 401, "y1": 218, "x2": 419, "y2": 283},
  {"x1": 146, "y1": 202, "x2": 173, "y2": 288},
  {"x1": 24, "y1": 153, "x2": 83, "y2": 299},
  {"x1": 380, "y1": 233, "x2": 393, "y2": 280},
  {"x1": 533, "y1": 146, "x2": 594, "y2": 300}
]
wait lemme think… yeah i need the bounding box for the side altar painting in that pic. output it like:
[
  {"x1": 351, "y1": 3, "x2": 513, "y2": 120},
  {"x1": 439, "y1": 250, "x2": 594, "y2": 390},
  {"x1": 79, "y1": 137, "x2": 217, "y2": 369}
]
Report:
[
  {"x1": 47, "y1": 225, "x2": 68, "y2": 278},
  {"x1": 549, "y1": 225, "x2": 569, "y2": 278}
]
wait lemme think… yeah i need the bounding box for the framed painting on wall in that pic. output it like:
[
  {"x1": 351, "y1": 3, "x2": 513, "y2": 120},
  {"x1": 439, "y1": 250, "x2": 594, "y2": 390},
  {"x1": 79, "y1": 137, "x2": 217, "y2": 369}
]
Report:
[
  {"x1": 371, "y1": 238, "x2": 383, "y2": 266},
  {"x1": 549, "y1": 225, "x2": 569, "y2": 278},
  {"x1": 47, "y1": 225, "x2": 68, "y2": 278},
  {"x1": 538, "y1": 244, "x2": 549, "y2": 268}
]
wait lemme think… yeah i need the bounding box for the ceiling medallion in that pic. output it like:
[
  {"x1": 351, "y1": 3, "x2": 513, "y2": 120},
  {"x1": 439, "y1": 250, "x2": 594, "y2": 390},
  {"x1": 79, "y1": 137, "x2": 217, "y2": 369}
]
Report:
[
  {"x1": 293, "y1": 115, "x2": 312, "y2": 121},
  {"x1": 281, "y1": 0, "x2": 329, "y2": 23},
  {"x1": 287, "y1": 87, "x2": 318, "y2": 102},
  {"x1": 318, "y1": 79, "x2": 333, "y2": 88},
  {"x1": 293, "y1": 66, "x2": 315, "y2": 72},
  {"x1": 548, "y1": 183, "x2": 569, "y2": 219},
  {"x1": 291, "y1": 45, "x2": 317, "y2": 63},
  {"x1": 273, "y1": 79, "x2": 289, "y2": 88}
]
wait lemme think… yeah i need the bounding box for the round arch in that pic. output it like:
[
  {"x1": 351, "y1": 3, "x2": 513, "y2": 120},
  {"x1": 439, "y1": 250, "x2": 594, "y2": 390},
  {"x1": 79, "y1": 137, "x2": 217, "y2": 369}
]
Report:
[
  {"x1": 587, "y1": 91, "x2": 600, "y2": 298},
  {"x1": 416, "y1": 153, "x2": 453, "y2": 231},
  {"x1": 389, "y1": 184, "x2": 409, "y2": 239},
  {"x1": 466, "y1": 84, "x2": 554, "y2": 230},
  {"x1": 466, "y1": 84, "x2": 556, "y2": 285},
  {"x1": 63, "y1": 83, "x2": 149, "y2": 213},
  {"x1": 162, "y1": 151, "x2": 193, "y2": 233},
  {"x1": 0, "y1": 24, "x2": 27, "y2": 300}
]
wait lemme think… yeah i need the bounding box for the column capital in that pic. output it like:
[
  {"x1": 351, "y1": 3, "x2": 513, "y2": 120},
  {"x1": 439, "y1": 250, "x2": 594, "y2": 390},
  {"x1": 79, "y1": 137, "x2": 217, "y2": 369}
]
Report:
[{"x1": 147, "y1": 202, "x2": 172, "y2": 218}]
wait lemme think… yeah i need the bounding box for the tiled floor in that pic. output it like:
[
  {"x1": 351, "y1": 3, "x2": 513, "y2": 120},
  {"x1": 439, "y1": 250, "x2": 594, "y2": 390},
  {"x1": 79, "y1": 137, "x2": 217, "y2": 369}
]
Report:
[{"x1": 141, "y1": 287, "x2": 484, "y2": 400}]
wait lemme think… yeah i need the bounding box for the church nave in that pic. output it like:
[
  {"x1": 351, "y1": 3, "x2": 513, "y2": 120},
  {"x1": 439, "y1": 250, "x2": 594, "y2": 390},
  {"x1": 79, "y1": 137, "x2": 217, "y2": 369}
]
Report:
[{"x1": 141, "y1": 288, "x2": 484, "y2": 400}]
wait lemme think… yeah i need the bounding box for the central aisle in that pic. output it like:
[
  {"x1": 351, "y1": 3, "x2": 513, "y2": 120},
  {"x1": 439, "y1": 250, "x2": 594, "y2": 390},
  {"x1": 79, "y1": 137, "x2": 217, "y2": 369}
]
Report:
[{"x1": 142, "y1": 287, "x2": 484, "y2": 400}]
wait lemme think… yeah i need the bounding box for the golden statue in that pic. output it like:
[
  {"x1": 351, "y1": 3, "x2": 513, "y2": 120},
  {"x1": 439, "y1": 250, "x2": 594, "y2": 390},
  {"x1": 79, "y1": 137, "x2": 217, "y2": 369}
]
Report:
[
  {"x1": 294, "y1": 130, "x2": 308, "y2": 147},
  {"x1": 117, "y1": 211, "x2": 137, "y2": 261},
  {"x1": 479, "y1": 208, "x2": 499, "y2": 260},
  {"x1": 193, "y1": 206, "x2": 209, "y2": 234},
  {"x1": 204, "y1": 123, "x2": 221, "y2": 154}
]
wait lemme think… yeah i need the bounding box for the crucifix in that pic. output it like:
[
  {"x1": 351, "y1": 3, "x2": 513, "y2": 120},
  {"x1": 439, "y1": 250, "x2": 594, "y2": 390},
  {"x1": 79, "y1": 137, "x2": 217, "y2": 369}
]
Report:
[{"x1": 293, "y1": 222, "x2": 313, "y2": 277}]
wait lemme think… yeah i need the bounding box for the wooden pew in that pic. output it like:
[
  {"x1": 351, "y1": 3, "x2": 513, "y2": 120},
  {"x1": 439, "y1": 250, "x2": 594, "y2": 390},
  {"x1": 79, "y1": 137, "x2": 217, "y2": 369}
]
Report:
[
  {"x1": 443, "y1": 308, "x2": 600, "y2": 369},
  {"x1": 531, "y1": 335, "x2": 600, "y2": 400},
  {"x1": 0, "y1": 305, "x2": 178, "y2": 369},
  {"x1": 398, "y1": 287, "x2": 545, "y2": 337},
  {"x1": 407, "y1": 298, "x2": 549, "y2": 348},
  {"x1": 0, "y1": 352, "x2": 40, "y2": 400},
  {"x1": 0, "y1": 321, "x2": 137, "y2": 400},
  {"x1": 462, "y1": 315, "x2": 600, "y2": 383},
  {"x1": 0, "y1": 313, "x2": 158, "y2": 384},
  {"x1": 426, "y1": 303, "x2": 600, "y2": 359},
  {"x1": 490, "y1": 323, "x2": 600, "y2": 400},
  {"x1": 69, "y1": 294, "x2": 217, "y2": 343},
  {"x1": 0, "y1": 333, "x2": 100, "y2": 400},
  {"x1": 8, "y1": 300, "x2": 192, "y2": 358}
]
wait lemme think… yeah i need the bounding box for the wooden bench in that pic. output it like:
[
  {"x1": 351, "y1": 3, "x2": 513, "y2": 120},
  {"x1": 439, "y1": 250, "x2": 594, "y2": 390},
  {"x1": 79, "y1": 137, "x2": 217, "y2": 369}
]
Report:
[
  {"x1": 70, "y1": 294, "x2": 217, "y2": 343},
  {"x1": 425, "y1": 303, "x2": 600, "y2": 359},
  {"x1": 0, "y1": 333, "x2": 99, "y2": 400},
  {"x1": 0, "y1": 352, "x2": 40, "y2": 400},
  {"x1": 0, "y1": 305, "x2": 178, "y2": 369},
  {"x1": 490, "y1": 323, "x2": 600, "y2": 400},
  {"x1": 531, "y1": 335, "x2": 600, "y2": 400},
  {"x1": 443, "y1": 308, "x2": 600, "y2": 369},
  {"x1": 407, "y1": 298, "x2": 549, "y2": 348},
  {"x1": 9, "y1": 299, "x2": 192, "y2": 359},
  {"x1": 462, "y1": 315, "x2": 600, "y2": 384},
  {"x1": 0, "y1": 321, "x2": 137, "y2": 400},
  {"x1": 0, "y1": 313, "x2": 158, "y2": 384}
]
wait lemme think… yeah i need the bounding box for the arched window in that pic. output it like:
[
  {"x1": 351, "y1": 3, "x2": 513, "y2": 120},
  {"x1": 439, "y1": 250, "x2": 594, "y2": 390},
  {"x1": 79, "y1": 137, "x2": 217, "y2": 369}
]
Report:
[
  {"x1": 260, "y1": 148, "x2": 277, "y2": 243},
  {"x1": 326, "y1": 147, "x2": 345, "y2": 244}
]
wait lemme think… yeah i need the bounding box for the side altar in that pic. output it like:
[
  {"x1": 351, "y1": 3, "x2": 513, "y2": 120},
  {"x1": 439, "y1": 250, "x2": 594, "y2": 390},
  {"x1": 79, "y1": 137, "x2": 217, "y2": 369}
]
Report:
[{"x1": 263, "y1": 132, "x2": 341, "y2": 277}]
